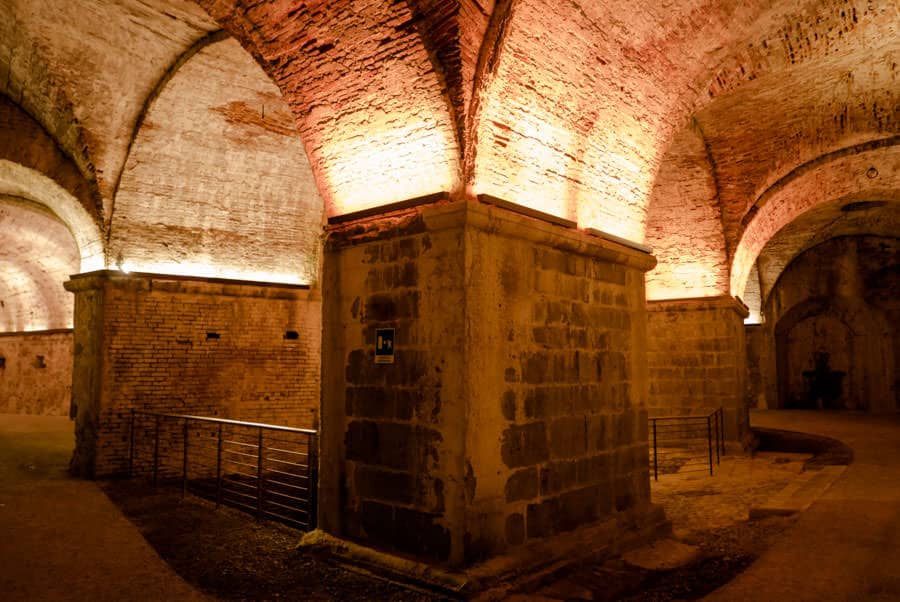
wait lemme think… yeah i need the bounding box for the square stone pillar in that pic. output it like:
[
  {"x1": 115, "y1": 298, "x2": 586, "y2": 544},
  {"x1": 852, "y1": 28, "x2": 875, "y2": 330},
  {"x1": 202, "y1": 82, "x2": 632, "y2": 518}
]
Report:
[
  {"x1": 320, "y1": 199, "x2": 665, "y2": 577},
  {"x1": 64, "y1": 271, "x2": 321, "y2": 477},
  {"x1": 645, "y1": 296, "x2": 752, "y2": 448}
]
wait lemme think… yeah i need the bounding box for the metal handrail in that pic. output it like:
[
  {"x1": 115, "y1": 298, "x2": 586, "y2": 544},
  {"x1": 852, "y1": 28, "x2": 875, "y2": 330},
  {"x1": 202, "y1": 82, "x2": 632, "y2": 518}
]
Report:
[
  {"x1": 130, "y1": 409, "x2": 317, "y2": 434},
  {"x1": 649, "y1": 407, "x2": 724, "y2": 481},
  {"x1": 128, "y1": 409, "x2": 318, "y2": 531}
]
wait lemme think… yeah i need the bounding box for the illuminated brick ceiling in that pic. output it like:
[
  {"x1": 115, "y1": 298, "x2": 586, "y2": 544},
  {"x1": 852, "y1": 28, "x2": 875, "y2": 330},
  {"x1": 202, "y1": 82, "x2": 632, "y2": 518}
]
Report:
[{"x1": 0, "y1": 0, "x2": 896, "y2": 325}]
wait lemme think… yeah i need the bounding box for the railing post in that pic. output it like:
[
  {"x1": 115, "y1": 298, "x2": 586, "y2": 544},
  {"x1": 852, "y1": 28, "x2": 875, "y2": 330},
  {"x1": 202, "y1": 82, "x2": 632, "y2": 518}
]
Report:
[
  {"x1": 152, "y1": 414, "x2": 160, "y2": 488},
  {"x1": 216, "y1": 423, "x2": 223, "y2": 510},
  {"x1": 720, "y1": 407, "x2": 726, "y2": 457},
  {"x1": 651, "y1": 419, "x2": 658, "y2": 482},
  {"x1": 309, "y1": 432, "x2": 319, "y2": 529},
  {"x1": 715, "y1": 408, "x2": 722, "y2": 466},
  {"x1": 707, "y1": 415, "x2": 714, "y2": 476},
  {"x1": 182, "y1": 418, "x2": 189, "y2": 498},
  {"x1": 129, "y1": 410, "x2": 135, "y2": 477},
  {"x1": 257, "y1": 427, "x2": 264, "y2": 520}
]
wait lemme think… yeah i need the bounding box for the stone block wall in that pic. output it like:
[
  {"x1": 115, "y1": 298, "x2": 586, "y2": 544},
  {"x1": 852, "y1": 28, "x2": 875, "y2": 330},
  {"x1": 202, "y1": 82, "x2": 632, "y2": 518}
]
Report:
[
  {"x1": 323, "y1": 206, "x2": 464, "y2": 564},
  {"x1": 646, "y1": 296, "x2": 750, "y2": 444},
  {"x1": 322, "y1": 200, "x2": 659, "y2": 568},
  {"x1": 745, "y1": 324, "x2": 773, "y2": 409},
  {"x1": 465, "y1": 210, "x2": 653, "y2": 561},
  {"x1": 0, "y1": 329, "x2": 73, "y2": 415},
  {"x1": 65, "y1": 271, "x2": 321, "y2": 477}
]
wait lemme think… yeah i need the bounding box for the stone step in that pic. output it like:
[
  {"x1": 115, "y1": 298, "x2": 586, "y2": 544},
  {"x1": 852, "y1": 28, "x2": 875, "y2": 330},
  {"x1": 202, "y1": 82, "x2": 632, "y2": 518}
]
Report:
[{"x1": 749, "y1": 465, "x2": 846, "y2": 519}]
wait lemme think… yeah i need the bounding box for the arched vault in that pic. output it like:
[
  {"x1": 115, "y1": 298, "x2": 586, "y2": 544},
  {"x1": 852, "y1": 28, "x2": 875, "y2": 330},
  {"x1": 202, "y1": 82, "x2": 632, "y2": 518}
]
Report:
[
  {"x1": 109, "y1": 37, "x2": 323, "y2": 284},
  {"x1": 0, "y1": 196, "x2": 81, "y2": 331},
  {"x1": 0, "y1": 161, "x2": 104, "y2": 273},
  {"x1": 644, "y1": 0, "x2": 897, "y2": 301},
  {"x1": 0, "y1": 0, "x2": 896, "y2": 293},
  {"x1": 732, "y1": 144, "x2": 900, "y2": 301},
  {"x1": 194, "y1": 0, "x2": 462, "y2": 216}
]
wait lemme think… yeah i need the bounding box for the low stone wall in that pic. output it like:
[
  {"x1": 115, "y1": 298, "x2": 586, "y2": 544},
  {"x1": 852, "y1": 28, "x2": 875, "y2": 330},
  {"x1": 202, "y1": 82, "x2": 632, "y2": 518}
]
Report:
[
  {"x1": 65, "y1": 272, "x2": 321, "y2": 477},
  {"x1": 646, "y1": 296, "x2": 750, "y2": 445},
  {"x1": 0, "y1": 329, "x2": 73, "y2": 416}
]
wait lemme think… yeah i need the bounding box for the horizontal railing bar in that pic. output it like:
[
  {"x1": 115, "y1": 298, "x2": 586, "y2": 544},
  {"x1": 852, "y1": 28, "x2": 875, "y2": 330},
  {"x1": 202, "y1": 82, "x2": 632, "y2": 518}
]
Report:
[
  {"x1": 222, "y1": 453, "x2": 259, "y2": 464},
  {"x1": 263, "y1": 440, "x2": 308, "y2": 449},
  {"x1": 261, "y1": 502, "x2": 306, "y2": 517},
  {"x1": 223, "y1": 459, "x2": 259, "y2": 471},
  {"x1": 222, "y1": 440, "x2": 260, "y2": 450},
  {"x1": 224, "y1": 470, "x2": 259, "y2": 481},
  {"x1": 264, "y1": 499, "x2": 309, "y2": 515},
  {"x1": 264, "y1": 467, "x2": 308, "y2": 481},
  {"x1": 264, "y1": 467, "x2": 306, "y2": 479},
  {"x1": 131, "y1": 409, "x2": 317, "y2": 434},
  {"x1": 264, "y1": 445, "x2": 306, "y2": 456},
  {"x1": 266, "y1": 487, "x2": 309, "y2": 502},
  {"x1": 221, "y1": 496, "x2": 256, "y2": 509},
  {"x1": 263, "y1": 435, "x2": 309, "y2": 443},
  {"x1": 650, "y1": 413, "x2": 719, "y2": 421},
  {"x1": 264, "y1": 457, "x2": 308, "y2": 469},
  {"x1": 221, "y1": 487, "x2": 258, "y2": 501},
  {"x1": 262, "y1": 511, "x2": 310, "y2": 528}
]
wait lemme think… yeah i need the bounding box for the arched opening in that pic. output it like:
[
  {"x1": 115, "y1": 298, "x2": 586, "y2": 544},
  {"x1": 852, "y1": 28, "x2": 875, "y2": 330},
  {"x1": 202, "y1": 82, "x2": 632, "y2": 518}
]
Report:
[
  {"x1": 0, "y1": 195, "x2": 81, "y2": 416},
  {"x1": 769, "y1": 237, "x2": 897, "y2": 412},
  {"x1": 776, "y1": 303, "x2": 855, "y2": 410}
]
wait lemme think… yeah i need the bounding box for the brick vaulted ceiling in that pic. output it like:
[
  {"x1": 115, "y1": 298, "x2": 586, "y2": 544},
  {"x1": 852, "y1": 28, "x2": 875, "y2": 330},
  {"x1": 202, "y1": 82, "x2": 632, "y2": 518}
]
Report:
[
  {"x1": 0, "y1": 196, "x2": 79, "y2": 331},
  {"x1": 0, "y1": 0, "x2": 897, "y2": 319}
]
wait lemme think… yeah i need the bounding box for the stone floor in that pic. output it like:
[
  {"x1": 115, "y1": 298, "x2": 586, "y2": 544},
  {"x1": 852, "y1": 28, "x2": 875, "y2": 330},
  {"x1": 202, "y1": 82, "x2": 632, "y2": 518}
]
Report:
[
  {"x1": 521, "y1": 409, "x2": 900, "y2": 601},
  {"x1": 2, "y1": 410, "x2": 899, "y2": 601},
  {"x1": 0, "y1": 414, "x2": 209, "y2": 601},
  {"x1": 706, "y1": 410, "x2": 900, "y2": 602},
  {"x1": 518, "y1": 438, "x2": 814, "y2": 600}
]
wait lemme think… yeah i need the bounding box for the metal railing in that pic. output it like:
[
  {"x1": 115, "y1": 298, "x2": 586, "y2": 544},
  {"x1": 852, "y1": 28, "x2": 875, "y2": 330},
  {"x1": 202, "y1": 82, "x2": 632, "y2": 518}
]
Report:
[
  {"x1": 129, "y1": 410, "x2": 318, "y2": 531},
  {"x1": 649, "y1": 407, "x2": 725, "y2": 481}
]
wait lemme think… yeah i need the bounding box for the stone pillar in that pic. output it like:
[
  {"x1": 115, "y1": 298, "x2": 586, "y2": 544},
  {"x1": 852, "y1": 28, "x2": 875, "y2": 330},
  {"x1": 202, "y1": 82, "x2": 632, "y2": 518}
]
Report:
[
  {"x1": 645, "y1": 296, "x2": 752, "y2": 448},
  {"x1": 320, "y1": 199, "x2": 665, "y2": 576},
  {"x1": 64, "y1": 271, "x2": 321, "y2": 477},
  {"x1": 745, "y1": 324, "x2": 775, "y2": 410}
]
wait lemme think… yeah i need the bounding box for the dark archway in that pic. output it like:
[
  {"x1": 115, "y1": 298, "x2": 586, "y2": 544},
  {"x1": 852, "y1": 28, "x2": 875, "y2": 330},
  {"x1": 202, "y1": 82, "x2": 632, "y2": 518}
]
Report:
[{"x1": 775, "y1": 294, "x2": 894, "y2": 411}]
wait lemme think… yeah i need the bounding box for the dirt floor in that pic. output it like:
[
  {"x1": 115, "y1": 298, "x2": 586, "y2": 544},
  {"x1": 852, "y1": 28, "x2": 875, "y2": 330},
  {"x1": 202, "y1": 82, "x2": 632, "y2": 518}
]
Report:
[
  {"x1": 101, "y1": 479, "x2": 447, "y2": 601},
  {"x1": 100, "y1": 428, "x2": 849, "y2": 601}
]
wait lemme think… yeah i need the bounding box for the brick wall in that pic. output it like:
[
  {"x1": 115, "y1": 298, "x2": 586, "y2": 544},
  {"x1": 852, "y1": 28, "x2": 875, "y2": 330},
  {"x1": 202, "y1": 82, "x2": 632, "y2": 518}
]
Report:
[
  {"x1": 322, "y1": 200, "x2": 660, "y2": 568},
  {"x1": 65, "y1": 272, "x2": 321, "y2": 477},
  {"x1": 0, "y1": 330, "x2": 72, "y2": 416},
  {"x1": 646, "y1": 296, "x2": 750, "y2": 445}
]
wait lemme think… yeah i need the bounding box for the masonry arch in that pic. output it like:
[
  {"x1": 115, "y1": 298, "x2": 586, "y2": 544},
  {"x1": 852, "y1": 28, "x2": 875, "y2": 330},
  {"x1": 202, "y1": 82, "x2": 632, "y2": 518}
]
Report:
[
  {"x1": 642, "y1": 0, "x2": 896, "y2": 303},
  {"x1": 192, "y1": 0, "x2": 462, "y2": 217},
  {"x1": 0, "y1": 194, "x2": 82, "y2": 416},
  {"x1": 0, "y1": 161, "x2": 104, "y2": 273},
  {"x1": 732, "y1": 143, "x2": 900, "y2": 301},
  {"x1": 109, "y1": 35, "x2": 323, "y2": 283}
]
